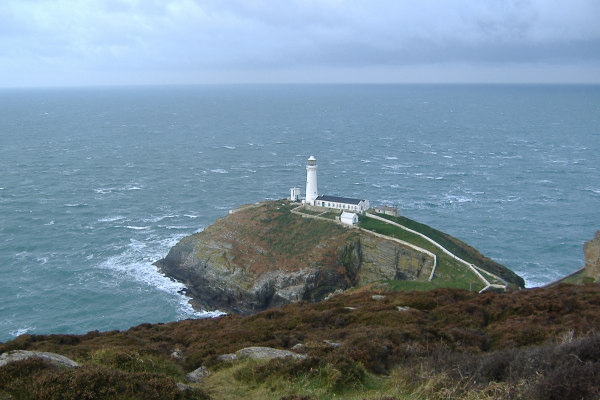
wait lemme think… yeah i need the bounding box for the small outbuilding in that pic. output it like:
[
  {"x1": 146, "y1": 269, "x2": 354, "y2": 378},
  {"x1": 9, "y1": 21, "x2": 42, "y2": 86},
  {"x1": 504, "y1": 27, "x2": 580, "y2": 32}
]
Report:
[
  {"x1": 340, "y1": 211, "x2": 359, "y2": 225},
  {"x1": 374, "y1": 205, "x2": 400, "y2": 217},
  {"x1": 290, "y1": 187, "x2": 301, "y2": 202}
]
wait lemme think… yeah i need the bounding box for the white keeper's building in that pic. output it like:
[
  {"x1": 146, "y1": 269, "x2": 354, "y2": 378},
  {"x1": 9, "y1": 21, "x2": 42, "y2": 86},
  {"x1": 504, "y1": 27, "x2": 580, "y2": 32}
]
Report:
[{"x1": 314, "y1": 195, "x2": 370, "y2": 212}]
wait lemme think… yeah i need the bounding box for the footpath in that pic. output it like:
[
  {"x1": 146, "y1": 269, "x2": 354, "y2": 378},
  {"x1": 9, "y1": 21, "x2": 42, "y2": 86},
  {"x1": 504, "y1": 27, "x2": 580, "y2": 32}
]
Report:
[
  {"x1": 291, "y1": 204, "x2": 507, "y2": 292},
  {"x1": 364, "y1": 213, "x2": 507, "y2": 292}
]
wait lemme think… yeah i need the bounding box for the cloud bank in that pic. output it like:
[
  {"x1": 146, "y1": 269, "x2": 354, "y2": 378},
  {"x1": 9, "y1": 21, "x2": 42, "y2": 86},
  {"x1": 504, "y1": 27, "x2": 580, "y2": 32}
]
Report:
[{"x1": 1, "y1": 0, "x2": 599, "y2": 87}]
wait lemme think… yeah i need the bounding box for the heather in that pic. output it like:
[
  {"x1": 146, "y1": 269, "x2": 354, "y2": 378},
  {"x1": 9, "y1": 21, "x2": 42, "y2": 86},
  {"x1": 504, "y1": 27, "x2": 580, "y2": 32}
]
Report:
[{"x1": 2, "y1": 283, "x2": 600, "y2": 399}]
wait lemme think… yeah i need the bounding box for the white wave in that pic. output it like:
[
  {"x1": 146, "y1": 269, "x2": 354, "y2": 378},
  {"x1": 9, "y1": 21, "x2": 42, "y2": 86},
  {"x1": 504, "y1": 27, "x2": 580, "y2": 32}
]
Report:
[
  {"x1": 585, "y1": 187, "x2": 600, "y2": 195},
  {"x1": 122, "y1": 226, "x2": 150, "y2": 230},
  {"x1": 384, "y1": 156, "x2": 398, "y2": 160},
  {"x1": 94, "y1": 185, "x2": 141, "y2": 193},
  {"x1": 383, "y1": 163, "x2": 412, "y2": 170},
  {"x1": 184, "y1": 214, "x2": 199, "y2": 219},
  {"x1": 98, "y1": 216, "x2": 126, "y2": 222},
  {"x1": 44, "y1": 220, "x2": 55, "y2": 225},
  {"x1": 129, "y1": 239, "x2": 147, "y2": 250},
  {"x1": 10, "y1": 327, "x2": 34, "y2": 337},
  {"x1": 98, "y1": 234, "x2": 215, "y2": 319},
  {"x1": 12, "y1": 252, "x2": 31, "y2": 261},
  {"x1": 445, "y1": 195, "x2": 473, "y2": 203},
  {"x1": 211, "y1": 169, "x2": 228, "y2": 174},
  {"x1": 142, "y1": 215, "x2": 178, "y2": 223},
  {"x1": 497, "y1": 196, "x2": 521, "y2": 203},
  {"x1": 223, "y1": 145, "x2": 236, "y2": 149},
  {"x1": 64, "y1": 203, "x2": 88, "y2": 207},
  {"x1": 94, "y1": 187, "x2": 115, "y2": 194}
]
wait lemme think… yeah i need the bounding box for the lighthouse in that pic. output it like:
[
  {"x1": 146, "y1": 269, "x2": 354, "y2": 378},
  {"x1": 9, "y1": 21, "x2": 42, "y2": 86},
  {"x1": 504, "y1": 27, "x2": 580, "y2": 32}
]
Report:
[{"x1": 305, "y1": 155, "x2": 318, "y2": 205}]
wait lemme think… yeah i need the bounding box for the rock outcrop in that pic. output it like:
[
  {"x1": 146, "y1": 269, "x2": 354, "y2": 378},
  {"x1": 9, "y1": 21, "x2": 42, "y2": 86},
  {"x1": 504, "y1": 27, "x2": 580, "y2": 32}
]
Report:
[
  {"x1": 156, "y1": 201, "x2": 433, "y2": 314},
  {"x1": 226, "y1": 346, "x2": 307, "y2": 361},
  {"x1": 0, "y1": 350, "x2": 79, "y2": 369},
  {"x1": 583, "y1": 231, "x2": 600, "y2": 281}
]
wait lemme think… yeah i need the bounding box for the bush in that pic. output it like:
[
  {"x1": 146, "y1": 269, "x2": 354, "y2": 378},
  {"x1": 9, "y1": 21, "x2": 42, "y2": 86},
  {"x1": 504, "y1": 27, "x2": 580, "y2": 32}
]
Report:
[
  {"x1": 89, "y1": 348, "x2": 184, "y2": 377},
  {"x1": 0, "y1": 358, "x2": 57, "y2": 389},
  {"x1": 232, "y1": 355, "x2": 369, "y2": 395},
  {"x1": 533, "y1": 363, "x2": 600, "y2": 400},
  {"x1": 10, "y1": 365, "x2": 208, "y2": 400}
]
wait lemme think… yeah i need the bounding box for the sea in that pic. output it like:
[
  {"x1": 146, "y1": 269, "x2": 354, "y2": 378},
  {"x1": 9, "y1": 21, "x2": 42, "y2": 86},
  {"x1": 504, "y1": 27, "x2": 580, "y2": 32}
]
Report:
[{"x1": 1, "y1": 84, "x2": 599, "y2": 342}]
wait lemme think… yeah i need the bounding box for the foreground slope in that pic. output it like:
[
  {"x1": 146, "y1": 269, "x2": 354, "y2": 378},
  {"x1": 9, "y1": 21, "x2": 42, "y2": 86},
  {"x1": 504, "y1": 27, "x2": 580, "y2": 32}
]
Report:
[{"x1": 1, "y1": 284, "x2": 599, "y2": 399}]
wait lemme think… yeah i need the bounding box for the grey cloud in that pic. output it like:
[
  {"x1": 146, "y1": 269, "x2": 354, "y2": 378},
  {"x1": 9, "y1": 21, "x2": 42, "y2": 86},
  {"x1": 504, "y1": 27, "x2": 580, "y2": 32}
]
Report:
[{"x1": 1, "y1": 0, "x2": 599, "y2": 86}]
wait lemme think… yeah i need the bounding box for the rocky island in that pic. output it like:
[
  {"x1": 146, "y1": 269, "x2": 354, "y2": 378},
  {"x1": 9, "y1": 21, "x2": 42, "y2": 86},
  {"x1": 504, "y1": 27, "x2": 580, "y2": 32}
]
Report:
[{"x1": 156, "y1": 200, "x2": 525, "y2": 315}]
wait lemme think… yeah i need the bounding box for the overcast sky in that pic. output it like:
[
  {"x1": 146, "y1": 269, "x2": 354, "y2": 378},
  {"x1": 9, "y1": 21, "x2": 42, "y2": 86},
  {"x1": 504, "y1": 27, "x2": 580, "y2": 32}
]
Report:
[{"x1": 1, "y1": 0, "x2": 599, "y2": 87}]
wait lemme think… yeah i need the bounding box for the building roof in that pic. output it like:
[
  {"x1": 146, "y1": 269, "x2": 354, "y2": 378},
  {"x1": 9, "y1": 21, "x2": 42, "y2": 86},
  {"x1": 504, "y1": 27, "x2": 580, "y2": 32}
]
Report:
[
  {"x1": 315, "y1": 195, "x2": 365, "y2": 205},
  {"x1": 340, "y1": 211, "x2": 358, "y2": 218}
]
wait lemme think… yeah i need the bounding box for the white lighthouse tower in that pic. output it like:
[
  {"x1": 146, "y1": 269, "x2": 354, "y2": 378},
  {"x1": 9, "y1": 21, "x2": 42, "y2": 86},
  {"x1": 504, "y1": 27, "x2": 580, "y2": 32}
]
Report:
[{"x1": 305, "y1": 155, "x2": 318, "y2": 205}]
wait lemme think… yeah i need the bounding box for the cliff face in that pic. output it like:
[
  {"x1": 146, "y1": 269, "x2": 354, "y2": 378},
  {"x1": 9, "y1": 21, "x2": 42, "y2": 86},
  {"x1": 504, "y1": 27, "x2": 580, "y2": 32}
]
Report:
[
  {"x1": 584, "y1": 231, "x2": 600, "y2": 281},
  {"x1": 156, "y1": 201, "x2": 433, "y2": 314}
]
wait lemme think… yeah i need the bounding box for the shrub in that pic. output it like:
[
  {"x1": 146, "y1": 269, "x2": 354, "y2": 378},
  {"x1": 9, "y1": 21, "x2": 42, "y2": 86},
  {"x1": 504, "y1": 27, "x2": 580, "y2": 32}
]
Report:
[
  {"x1": 0, "y1": 358, "x2": 57, "y2": 389},
  {"x1": 533, "y1": 363, "x2": 600, "y2": 400},
  {"x1": 89, "y1": 348, "x2": 184, "y2": 377},
  {"x1": 21, "y1": 366, "x2": 208, "y2": 400}
]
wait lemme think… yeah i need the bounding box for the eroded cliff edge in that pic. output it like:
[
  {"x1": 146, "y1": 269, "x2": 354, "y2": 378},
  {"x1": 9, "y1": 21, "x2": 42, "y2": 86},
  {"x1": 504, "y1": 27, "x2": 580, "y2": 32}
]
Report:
[{"x1": 156, "y1": 200, "x2": 522, "y2": 314}]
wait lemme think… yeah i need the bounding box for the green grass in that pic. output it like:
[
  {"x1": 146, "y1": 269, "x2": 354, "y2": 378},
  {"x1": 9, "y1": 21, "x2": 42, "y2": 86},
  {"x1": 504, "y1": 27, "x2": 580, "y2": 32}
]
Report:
[
  {"x1": 320, "y1": 211, "x2": 341, "y2": 220},
  {"x1": 359, "y1": 216, "x2": 440, "y2": 254},
  {"x1": 364, "y1": 213, "x2": 525, "y2": 289},
  {"x1": 433, "y1": 258, "x2": 486, "y2": 291},
  {"x1": 359, "y1": 215, "x2": 486, "y2": 292},
  {"x1": 374, "y1": 213, "x2": 474, "y2": 259},
  {"x1": 383, "y1": 280, "x2": 439, "y2": 291},
  {"x1": 295, "y1": 208, "x2": 324, "y2": 216},
  {"x1": 550, "y1": 269, "x2": 595, "y2": 286}
]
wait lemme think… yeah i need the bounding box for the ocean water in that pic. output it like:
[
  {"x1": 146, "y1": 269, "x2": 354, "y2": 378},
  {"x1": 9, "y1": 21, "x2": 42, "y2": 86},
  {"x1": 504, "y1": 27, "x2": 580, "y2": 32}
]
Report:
[{"x1": 1, "y1": 84, "x2": 599, "y2": 342}]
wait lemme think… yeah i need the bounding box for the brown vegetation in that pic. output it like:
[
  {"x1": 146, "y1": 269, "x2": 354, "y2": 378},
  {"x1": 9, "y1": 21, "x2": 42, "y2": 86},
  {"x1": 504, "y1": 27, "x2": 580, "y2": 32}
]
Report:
[
  {"x1": 1, "y1": 283, "x2": 599, "y2": 399},
  {"x1": 211, "y1": 201, "x2": 353, "y2": 274}
]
